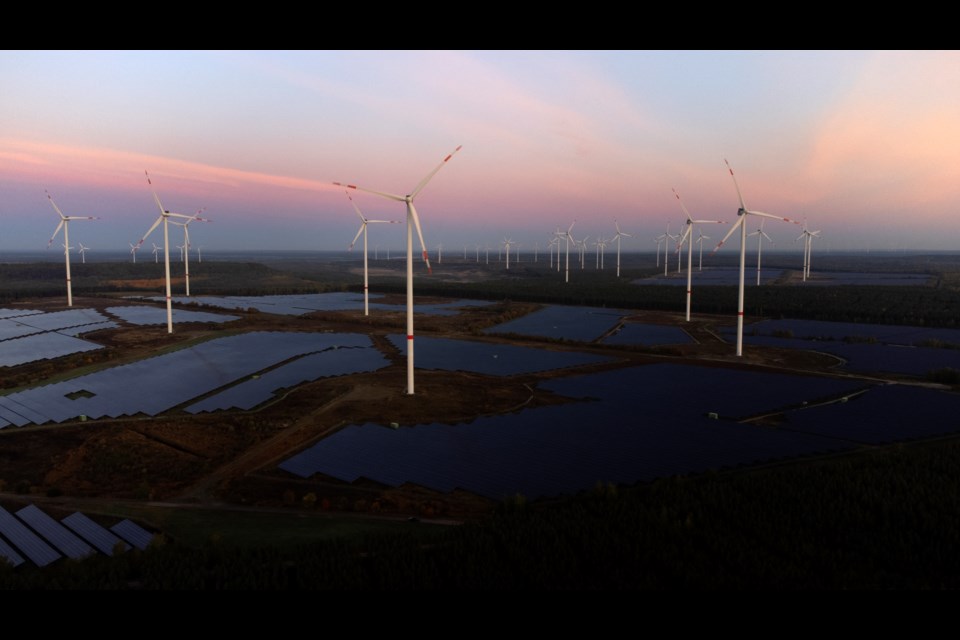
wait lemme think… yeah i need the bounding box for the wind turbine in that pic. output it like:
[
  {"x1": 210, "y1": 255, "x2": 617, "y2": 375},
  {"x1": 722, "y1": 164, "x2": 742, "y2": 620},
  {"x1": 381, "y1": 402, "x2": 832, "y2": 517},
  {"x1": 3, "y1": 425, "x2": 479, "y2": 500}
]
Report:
[
  {"x1": 346, "y1": 190, "x2": 400, "y2": 316},
  {"x1": 556, "y1": 221, "x2": 576, "y2": 283},
  {"x1": 45, "y1": 191, "x2": 98, "y2": 307},
  {"x1": 129, "y1": 242, "x2": 139, "y2": 263},
  {"x1": 673, "y1": 188, "x2": 724, "y2": 321},
  {"x1": 435, "y1": 243, "x2": 443, "y2": 264},
  {"x1": 748, "y1": 219, "x2": 774, "y2": 286},
  {"x1": 170, "y1": 213, "x2": 210, "y2": 297},
  {"x1": 334, "y1": 145, "x2": 462, "y2": 395},
  {"x1": 503, "y1": 238, "x2": 514, "y2": 270},
  {"x1": 152, "y1": 243, "x2": 162, "y2": 263},
  {"x1": 656, "y1": 222, "x2": 676, "y2": 276},
  {"x1": 797, "y1": 220, "x2": 821, "y2": 282},
  {"x1": 78, "y1": 243, "x2": 90, "y2": 264},
  {"x1": 713, "y1": 159, "x2": 800, "y2": 356},
  {"x1": 612, "y1": 220, "x2": 631, "y2": 277},
  {"x1": 136, "y1": 170, "x2": 206, "y2": 334},
  {"x1": 696, "y1": 230, "x2": 710, "y2": 271}
]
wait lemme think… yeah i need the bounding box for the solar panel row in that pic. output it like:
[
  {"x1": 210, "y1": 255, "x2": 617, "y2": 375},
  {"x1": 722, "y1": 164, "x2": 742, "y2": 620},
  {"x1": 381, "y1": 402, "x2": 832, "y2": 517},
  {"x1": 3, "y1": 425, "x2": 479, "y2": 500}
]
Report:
[
  {"x1": 0, "y1": 504, "x2": 151, "y2": 568},
  {"x1": 0, "y1": 332, "x2": 376, "y2": 426}
]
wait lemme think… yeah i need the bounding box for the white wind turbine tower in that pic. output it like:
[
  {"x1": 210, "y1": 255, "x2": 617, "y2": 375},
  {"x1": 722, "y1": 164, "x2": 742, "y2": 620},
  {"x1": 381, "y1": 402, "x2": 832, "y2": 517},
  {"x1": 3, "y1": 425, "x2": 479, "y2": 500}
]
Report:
[
  {"x1": 696, "y1": 229, "x2": 710, "y2": 271},
  {"x1": 170, "y1": 213, "x2": 210, "y2": 297},
  {"x1": 346, "y1": 190, "x2": 400, "y2": 316},
  {"x1": 435, "y1": 243, "x2": 443, "y2": 264},
  {"x1": 152, "y1": 243, "x2": 162, "y2": 263},
  {"x1": 612, "y1": 220, "x2": 631, "y2": 277},
  {"x1": 78, "y1": 243, "x2": 90, "y2": 264},
  {"x1": 748, "y1": 219, "x2": 774, "y2": 286},
  {"x1": 673, "y1": 188, "x2": 724, "y2": 322},
  {"x1": 129, "y1": 242, "x2": 139, "y2": 263},
  {"x1": 576, "y1": 235, "x2": 588, "y2": 270},
  {"x1": 656, "y1": 222, "x2": 676, "y2": 276},
  {"x1": 45, "y1": 191, "x2": 99, "y2": 307},
  {"x1": 713, "y1": 159, "x2": 800, "y2": 356},
  {"x1": 137, "y1": 170, "x2": 206, "y2": 334},
  {"x1": 334, "y1": 145, "x2": 462, "y2": 396},
  {"x1": 502, "y1": 238, "x2": 514, "y2": 269},
  {"x1": 555, "y1": 221, "x2": 576, "y2": 283},
  {"x1": 797, "y1": 220, "x2": 821, "y2": 282}
]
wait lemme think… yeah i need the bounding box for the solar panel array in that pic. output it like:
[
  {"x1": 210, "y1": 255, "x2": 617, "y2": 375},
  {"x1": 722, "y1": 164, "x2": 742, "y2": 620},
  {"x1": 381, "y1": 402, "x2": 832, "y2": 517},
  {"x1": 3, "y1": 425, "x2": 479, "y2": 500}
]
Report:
[
  {"x1": 0, "y1": 308, "x2": 116, "y2": 368},
  {"x1": 735, "y1": 318, "x2": 960, "y2": 346},
  {"x1": 0, "y1": 332, "x2": 376, "y2": 427},
  {"x1": 0, "y1": 504, "x2": 152, "y2": 568},
  {"x1": 105, "y1": 306, "x2": 239, "y2": 325},
  {"x1": 635, "y1": 267, "x2": 784, "y2": 286},
  {"x1": 385, "y1": 335, "x2": 616, "y2": 376},
  {"x1": 484, "y1": 305, "x2": 628, "y2": 341},
  {"x1": 601, "y1": 323, "x2": 694, "y2": 346},
  {"x1": 187, "y1": 346, "x2": 389, "y2": 413},
  {"x1": 281, "y1": 363, "x2": 877, "y2": 500},
  {"x1": 135, "y1": 293, "x2": 492, "y2": 317}
]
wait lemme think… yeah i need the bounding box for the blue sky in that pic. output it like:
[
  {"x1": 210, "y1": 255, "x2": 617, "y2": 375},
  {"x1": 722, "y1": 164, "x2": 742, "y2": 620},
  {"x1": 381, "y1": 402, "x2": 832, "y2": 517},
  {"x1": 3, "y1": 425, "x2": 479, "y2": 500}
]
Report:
[{"x1": 2, "y1": 50, "x2": 958, "y2": 255}]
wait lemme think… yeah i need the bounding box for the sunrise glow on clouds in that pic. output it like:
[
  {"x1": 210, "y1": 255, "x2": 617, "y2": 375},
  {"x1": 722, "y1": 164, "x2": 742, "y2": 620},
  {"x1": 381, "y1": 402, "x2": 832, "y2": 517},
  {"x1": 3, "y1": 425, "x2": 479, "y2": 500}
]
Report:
[{"x1": 2, "y1": 50, "x2": 959, "y2": 254}]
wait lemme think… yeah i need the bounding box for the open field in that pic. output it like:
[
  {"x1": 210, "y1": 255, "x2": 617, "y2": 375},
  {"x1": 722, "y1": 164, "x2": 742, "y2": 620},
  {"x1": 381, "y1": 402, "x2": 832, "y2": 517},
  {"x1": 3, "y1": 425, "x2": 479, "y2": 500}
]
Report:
[{"x1": 2, "y1": 252, "x2": 960, "y2": 588}]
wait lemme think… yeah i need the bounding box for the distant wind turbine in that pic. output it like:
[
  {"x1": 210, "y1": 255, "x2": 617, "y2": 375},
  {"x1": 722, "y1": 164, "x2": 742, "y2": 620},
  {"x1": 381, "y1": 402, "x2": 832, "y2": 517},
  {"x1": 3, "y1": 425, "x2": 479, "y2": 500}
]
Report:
[
  {"x1": 78, "y1": 243, "x2": 90, "y2": 264},
  {"x1": 612, "y1": 220, "x2": 631, "y2": 277},
  {"x1": 797, "y1": 219, "x2": 821, "y2": 282},
  {"x1": 556, "y1": 221, "x2": 576, "y2": 283},
  {"x1": 674, "y1": 188, "x2": 724, "y2": 321},
  {"x1": 45, "y1": 191, "x2": 99, "y2": 307},
  {"x1": 129, "y1": 242, "x2": 139, "y2": 263},
  {"x1": 346, "y1": 190, "x2": 400, "y2": 316},
  {"x1": 748, "y1": 220, "x2": 774, "y2": 286},
  {"x1": 170, "y1": 213, "x2": 210, "y2": 297},
  {"x1": 334, "y1": 145, "x2": 462, "y2": 395},
  {"x1": 713, "y1": 160, "x2": 800, "y2": 356}
]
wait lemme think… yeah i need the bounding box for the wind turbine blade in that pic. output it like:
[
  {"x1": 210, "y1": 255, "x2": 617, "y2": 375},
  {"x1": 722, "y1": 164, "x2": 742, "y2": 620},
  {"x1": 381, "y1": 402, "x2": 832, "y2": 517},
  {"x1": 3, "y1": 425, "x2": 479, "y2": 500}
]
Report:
[
  {"x1": 672, "y1": 188, "x2": 694, "y2": 221},
  {"x1": 47, "y1": 220, "x2": 64, "y2": 247},
  {"x1": 333, "y1": 182, "x2": 406, "y2": 203},
  {"x1": 409, "y1": 202, "x2": 432, "y2": 274},
  {"x1": 45, "y1": 191, "x2": 66, "y2": 219},
  {"x1": 713, "y1": 217, "x2": 744, "y2": 252},
  {"x1": 747, "y1": 209, "x2": 800, "y2": 224},
  {"x1": 724, "y1": 158, "x2": 747, "y2": 212},
  {"x1": 137, "y1": 215, "x2": 164, "y2": 248},
  {"x1": 145, "y1": 170, "x2": 166, "y2": 213},
  {"x1": 345, "y1": 191, "x2": 367, "y2": 223},
  {"x1": 349, "y1": 223, "x2": 364, "y2": 250},
  {"x1": 677, "y1": 226, "x2": 692, "y2": 250},
  {"x1": 411, "y1": 145, "x2": 462, "y2": 199}
]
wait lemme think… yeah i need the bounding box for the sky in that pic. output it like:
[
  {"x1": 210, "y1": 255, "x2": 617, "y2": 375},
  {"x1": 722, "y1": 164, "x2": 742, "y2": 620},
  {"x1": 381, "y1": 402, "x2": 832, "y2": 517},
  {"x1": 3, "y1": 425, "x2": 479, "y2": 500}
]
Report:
[{"x1": 2, "y1": 50, "x2": 959, "y2": 257}]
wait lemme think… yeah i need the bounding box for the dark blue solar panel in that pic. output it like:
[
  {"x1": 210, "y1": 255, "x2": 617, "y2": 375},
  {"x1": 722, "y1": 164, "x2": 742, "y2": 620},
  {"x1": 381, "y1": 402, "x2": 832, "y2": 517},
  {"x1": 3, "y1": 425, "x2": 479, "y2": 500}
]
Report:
[
  {"x1": 281, "y1": 364, "x2": 868, "y2": 500},
  {"x1": 186, "y1": 346, "x2": 389, "y2": 413},
  {"x1": 110, "y1": 519, "x2": 154, "y2": 551},
  {"x1": 61, "y1": 512, "x2": 130, "y2": 556},
  {"x1": 12, "y1": 308, "x2": 108, "y2": 331},
  {"x1": 634, "y1": 267, "x2": 782, "y2": 286},
  {"x1": 0, "y1": 319, "x2": 42, "y2": 341},
  {"x1": 4, "y1": 332, "x2": 374, "y2": 424},
  {"x1": 105, "y1": 306, "x2": 238, "y2": 325},
  {"x1": 0, "y1": 309, "x2": 43, "y2": 320},
  {"x1": 15, "y1": 504, "x2": 95, "y2": 560},
  {"x1": 153, "y1": 293, "x2": 492, "y2": 317},
  {"x1": 0, "y1": 403, "x2": 31, "y2": 427},
  {"x1": 0, "y1": 536, "x2": 25, "y2": 568},
  {"x1": 58, "y1": 321, "x2": 120, "y2": 336},
  {"x1": 0, "y1": 332, "x2": 102, "y2": 367},
  {"x1": 731, "y1": 319, "x2": 960, "y2": 346},
  {"x1": 0, "y1": 506, "x2": 60, "y2": 567},
  {"x1": 800, "y1": 272, "x2": 931, "y2": 286},
  {"x1": 784, "y1": 384, "x2": 960, "y2": 444},
  {"x1": 484, "y1": 305, "x2": 628, "y2": 341},
  {"x1": 385, "y1": 335, "x2": 615, "y2": 375},
  {"x1": 602, "y1": 323, "x2": 694, "y2": 346}
]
